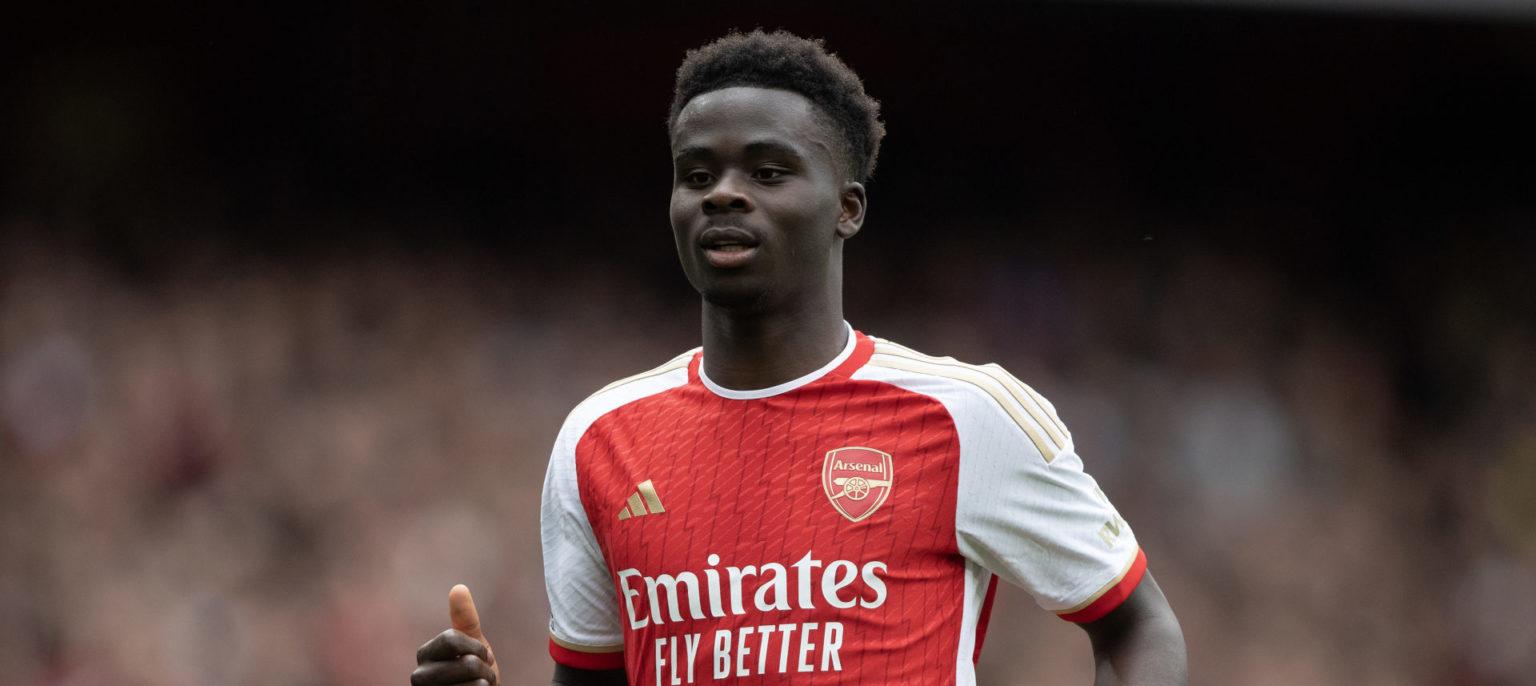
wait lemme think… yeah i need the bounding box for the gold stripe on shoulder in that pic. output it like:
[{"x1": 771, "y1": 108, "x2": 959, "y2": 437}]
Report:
[
  {"x1": 876, "y1": 342, "x2": 1066, "y2": 447},
  {"x1": 873, "y1": 342, "x2": 1067, "y2": 455},
  {"x1": 868, "y1": 353, "x2": 1059, "y2": 463},
  {"x1": 549, "y1": 632, "x2": 625, "y2": 654},
  {"x1": 1021, "y1": 375, "x2": 1070, "y2": 440},
  {"x1": 593, "y1": 349, "x2": 697, "y2": 396},
  {"x1": 982, "y1": 362, "x2": 1070, "y2": 446}
]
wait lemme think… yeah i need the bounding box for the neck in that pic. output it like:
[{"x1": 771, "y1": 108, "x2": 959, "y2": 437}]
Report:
[{"x1": 700, "y1": 301, "x2": 848, "y2": 391}]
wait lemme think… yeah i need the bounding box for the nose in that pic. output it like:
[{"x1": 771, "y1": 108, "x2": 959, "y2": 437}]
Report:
[{"x1": 702, "y1": 172, "x2": 753, "y2": 214}]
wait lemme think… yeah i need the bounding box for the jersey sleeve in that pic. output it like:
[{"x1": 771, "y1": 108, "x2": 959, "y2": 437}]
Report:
[
  {"x1": 952, "y1": 370, "x2": 1145, "y2": 623},
  {"x1": 540, "y1": 420, "x2": 626, "y2": 669}
]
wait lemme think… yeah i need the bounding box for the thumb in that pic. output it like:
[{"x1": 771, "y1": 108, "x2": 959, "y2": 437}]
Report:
[{"x1": 448, "y1": 584, "x2": 486, "y2": 643}]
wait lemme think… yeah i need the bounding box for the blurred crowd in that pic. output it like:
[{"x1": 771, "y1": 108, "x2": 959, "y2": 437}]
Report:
[
  {"x1": 5, "y1": 1, "x2": 1535, "y2": 683},
  {"x1": 1, "y1": 214, "x2": 1531, "y2": 686}
]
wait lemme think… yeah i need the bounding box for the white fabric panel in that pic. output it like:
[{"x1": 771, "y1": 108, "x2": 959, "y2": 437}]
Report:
[
  {"x1": 954, "y1": 560, "x2": 991, "y2": 686},
  {"x1": 854, "y1": 352, "x2": 1139, "y2": 614},
  {"x1": 541, "y1": 356, "x2": 694, "y2": 650}
]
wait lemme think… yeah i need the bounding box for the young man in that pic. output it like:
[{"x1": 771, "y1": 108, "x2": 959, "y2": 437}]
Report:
[{"x1": 413, "y1": 30, "x2": 1187, "y2": 686}]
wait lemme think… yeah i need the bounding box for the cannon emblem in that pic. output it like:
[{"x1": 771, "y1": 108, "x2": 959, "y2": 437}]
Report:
[{"x1": 821, "y1": 447, "x2": 893, "y2": 522}]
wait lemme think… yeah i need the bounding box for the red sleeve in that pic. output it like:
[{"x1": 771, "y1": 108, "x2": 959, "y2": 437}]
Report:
[
  {"x1": 1057, "y1": 547, "x2": 1148, "y2": 624},
  {"x1": 549, "y1": 637, "x2": 625, "y2": 671}
]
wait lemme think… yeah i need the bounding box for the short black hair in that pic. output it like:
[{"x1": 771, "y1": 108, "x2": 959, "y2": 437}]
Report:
[{"x1": 669, "y1": 30, "x2": 885, "y2": 183}]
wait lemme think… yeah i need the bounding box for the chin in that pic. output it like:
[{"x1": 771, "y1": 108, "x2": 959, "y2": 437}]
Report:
[{"x1": 699, "y1": 282, "x2": 774, "y2": 313}]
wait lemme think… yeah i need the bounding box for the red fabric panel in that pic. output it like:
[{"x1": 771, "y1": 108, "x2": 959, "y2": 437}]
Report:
[{"x1": 972, "y1": 576, "x2": 1000, "y2": 664}]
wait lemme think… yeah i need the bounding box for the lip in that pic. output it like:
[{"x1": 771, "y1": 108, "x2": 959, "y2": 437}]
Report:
[
  {"x1": 697, "y1": 227, "x2": 761, "y2": 269},
  {"x1": 697, "y1": 226, "x2": 760, "y2": 249},
  {"x1": 703, "y1": 244, "x2": 759, "y2": 269}
]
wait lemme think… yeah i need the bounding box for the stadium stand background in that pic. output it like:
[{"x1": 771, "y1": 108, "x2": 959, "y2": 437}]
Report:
[{"x1": 3, "y1": 3, "x2": 1534, "y2": 685}]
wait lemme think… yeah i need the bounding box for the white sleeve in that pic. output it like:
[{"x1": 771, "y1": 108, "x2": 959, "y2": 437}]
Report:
[
  {"x1": 540, "y1": 420, "x2": 624, "y2": 651},
  {"x1": 950, "y1": 376, "x2": 1142, "y2": 617}
]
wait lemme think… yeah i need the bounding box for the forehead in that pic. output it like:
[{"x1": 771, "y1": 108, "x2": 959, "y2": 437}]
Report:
[{"x1": 672, "y1": 86, "x2": 834, "y2": 155}]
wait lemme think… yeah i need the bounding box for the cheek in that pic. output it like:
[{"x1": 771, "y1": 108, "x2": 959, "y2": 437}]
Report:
[
  {"x1": 668, "y1": 191, "x2": 688, "y2": 233},
  {"x1": 783, "y1": 188, "x2": 843, "y2": 234},
  {"x1": 669, "y1": 191, "x2": 697, "y2": 259}
]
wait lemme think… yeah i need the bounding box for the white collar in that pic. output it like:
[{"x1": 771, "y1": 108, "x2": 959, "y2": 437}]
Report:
[{"x1": 699, "y1": 321, "x2": 857, "y2": 400}]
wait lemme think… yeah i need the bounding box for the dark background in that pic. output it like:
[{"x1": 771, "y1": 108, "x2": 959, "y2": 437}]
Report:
[
  {"x1": 10, "y1": 3, "x2": 1534, "y2": 258},
  {"x1": 3, "y1": 3, "x2": 1534, "y2": 685}
]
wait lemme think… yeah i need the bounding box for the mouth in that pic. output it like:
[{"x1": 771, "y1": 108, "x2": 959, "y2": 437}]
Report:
[{"x1": 698, "y1": 227, "x2": 761, "y2": 268}]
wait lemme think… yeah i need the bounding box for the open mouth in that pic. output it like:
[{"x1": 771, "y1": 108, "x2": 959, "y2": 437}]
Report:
[{"x1": 699, "y1": 227, "x2": 760, "y2": 268}]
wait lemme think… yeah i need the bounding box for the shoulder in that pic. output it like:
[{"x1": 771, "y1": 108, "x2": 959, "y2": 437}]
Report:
[
  {"x1": 857, "y1": 336, "x2": 1071, "y2": 463},
  {"x1": 555, "y1": 348, "x2": 700, "y2": 441},
  {"x1": 586, "y1": 347, "x2": 699, "y2": 402}
]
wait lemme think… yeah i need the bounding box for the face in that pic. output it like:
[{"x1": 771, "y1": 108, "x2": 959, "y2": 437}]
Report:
[{"x1": 669, "y1": 87, "x2": 865, "y2": 312}]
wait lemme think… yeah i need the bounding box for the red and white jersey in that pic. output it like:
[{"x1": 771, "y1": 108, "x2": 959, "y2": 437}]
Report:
[{"x1": 541, "y1": 325, "x2": 1146, "y2": 685}]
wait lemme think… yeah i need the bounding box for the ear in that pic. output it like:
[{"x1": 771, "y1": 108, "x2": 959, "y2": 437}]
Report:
[{"x1": 836, "y1": 182, "x2": 867, "y2": 240}]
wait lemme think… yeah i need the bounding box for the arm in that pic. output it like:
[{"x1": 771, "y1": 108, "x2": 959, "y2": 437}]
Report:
[
  {"x1": 551, "y1": 664, "x2": 628, "y2": 685},
  {"x1": 1078, "y1": 571, "x2": 1188, "y2": 686}
]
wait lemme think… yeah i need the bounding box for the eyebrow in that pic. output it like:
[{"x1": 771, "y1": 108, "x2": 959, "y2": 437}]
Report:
[
  {"x1": 674, "y1": 139, "x2": 808, "y2": 164},
  {"x1": 743, "y1": 140, "x2": 806, "y2": 160}
]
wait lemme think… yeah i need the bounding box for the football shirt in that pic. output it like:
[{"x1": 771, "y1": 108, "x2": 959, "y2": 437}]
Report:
[{"x1": 542, "y1": 325, "x2": 1145, "y2": 685}]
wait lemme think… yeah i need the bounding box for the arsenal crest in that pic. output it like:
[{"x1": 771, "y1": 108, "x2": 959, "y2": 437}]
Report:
[{"x1": 822, "y1": 447, "x2": 893, "y2": 522}]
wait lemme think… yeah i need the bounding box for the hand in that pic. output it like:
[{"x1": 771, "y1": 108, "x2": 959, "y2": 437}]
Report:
[{"x1": 412, "y1": 584, "x2": 500, "y2": 686}]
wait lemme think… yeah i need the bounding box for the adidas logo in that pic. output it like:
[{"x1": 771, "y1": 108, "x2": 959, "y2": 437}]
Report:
[{"x1": 618, "y1": 479, "x2": 666, "y2": 521}]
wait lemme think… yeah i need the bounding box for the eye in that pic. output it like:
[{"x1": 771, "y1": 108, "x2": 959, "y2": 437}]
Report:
[
  {"x1": 753, "y1": 166, "x2": 789, "y2": 181},
  {"x1": 682, "y1": 170, "x2": 713, "y2": 187}
]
